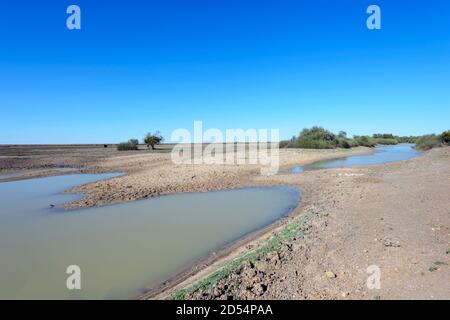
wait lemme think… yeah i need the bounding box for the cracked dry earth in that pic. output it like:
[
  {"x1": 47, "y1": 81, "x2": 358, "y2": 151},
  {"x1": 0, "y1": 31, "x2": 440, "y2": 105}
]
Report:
[{"x1": 185, "y1": 147, "x2": 450, "y2": 300}]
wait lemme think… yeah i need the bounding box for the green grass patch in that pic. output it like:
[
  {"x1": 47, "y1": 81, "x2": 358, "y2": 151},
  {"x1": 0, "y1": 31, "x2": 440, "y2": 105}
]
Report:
[
  {"x1": 428, "y1": 266, "x2": 438, "y2": 272},
  {"x1": 171, "y1": 206, "x2": 322, "y2": 300}
]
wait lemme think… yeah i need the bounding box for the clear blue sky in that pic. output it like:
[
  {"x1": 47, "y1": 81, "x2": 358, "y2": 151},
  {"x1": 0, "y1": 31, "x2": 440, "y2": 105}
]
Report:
[{"x1": 1, "y1": 0, "x2": 449, "y2": 144}]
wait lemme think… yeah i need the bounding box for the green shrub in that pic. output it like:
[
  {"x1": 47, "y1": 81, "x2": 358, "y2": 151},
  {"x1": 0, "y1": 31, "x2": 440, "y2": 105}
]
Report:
[
  {"x1": 296, "y1": 126, "x2": 336, "y2": 149},
  {"x1": 373, "y1": 133, "x2": 395, "y2": 139},
  {"x1": 117, "y1": 139, "x2": 139, "y2": 151},
  {"x1": 373, "y1": 138, "x2": 398, "y2": 145},
  {"x1": 336, "y1": 137, "x2": 352, "y2": 148},
  {"x1": 279, "y1": 140, "x2": 293, "y2": 148},
  {"x1": 144, "y1": 131, "x2": 164, "y2": 150},
  {"x1": 395, "y1": 136, "x2": 419, "y2": 143},
  {"x1": 415, "y1": 134, "x2": 441, "y2": 151},
  {"x1": 440, "y1": 130, "x2": 450, "y2": 144},
  {"x1": 354, "y1": 135, "x2": 376, "y2": 147}
]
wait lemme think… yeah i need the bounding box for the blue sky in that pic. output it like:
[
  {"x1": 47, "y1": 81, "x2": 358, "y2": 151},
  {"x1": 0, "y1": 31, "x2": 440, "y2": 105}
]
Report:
[{"x1": 1, "y1": 0, "x2": 449, "y2": 143}]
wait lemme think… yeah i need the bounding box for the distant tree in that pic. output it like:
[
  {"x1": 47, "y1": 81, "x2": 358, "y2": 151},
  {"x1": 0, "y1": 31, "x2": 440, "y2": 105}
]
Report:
[
  {"x1": 415, "y1": 134, "x2": 441, "y2": 151},
  {"x1": 338, "y1": 131, "x2": 347, "y2": 138},
  {"x1": 117, "y1": 139, "x2": 138, "y2": 151},
  {"x1": 373, "y1": 133, "x2": 395, "y2": 140},
  {"x1": 441, "y1": 130, "x2": 450, "y2": 144},
  {"x1": 296, "y1": 126, "x2": 336, "y2": 149},
  {"x1": 354, "y1": 135, "x2": 376, "y2": 147},
  {"x1": 144, "y1": 131, "x2": 164, "y2": 150}
]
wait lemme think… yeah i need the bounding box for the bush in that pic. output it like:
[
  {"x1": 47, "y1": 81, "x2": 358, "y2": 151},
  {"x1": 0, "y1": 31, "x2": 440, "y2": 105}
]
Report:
[
  {"x1": 279, "y1": 140, "x2": 293, "y2": 148},
  {"x1": 440, "y1": 130, "x2": 450, "y2": 144},
  {"x1": 296, "y1": 126, "x2": 336, "y2": 149},
  {"x1": 415, "y1": 134, "x2": 441, "y2": 151},
  {"x1": 395, "y1": 136, "x2": 419, "y2": 143},
  {"x1": 354, "y1": 135, "x2": 376, "y2": 147},
  {"x1": 144, "y1": 131, "x2": 164, "y2": 150},
  {"x1": 336, "y1": 137, "x2": 352, "y2": 148},
  {"x1": 373, "y1": 133, "x2": 395, "y2": 139},
  {"x1": 117, "y1": 139, "x2": 139, "y2": 151},
  {"x1": 373, "y1": 138, "x2": 398, "y2": 145},
  {"x1": 297, "y1": 139, "x2": 335, "y2": 149}
]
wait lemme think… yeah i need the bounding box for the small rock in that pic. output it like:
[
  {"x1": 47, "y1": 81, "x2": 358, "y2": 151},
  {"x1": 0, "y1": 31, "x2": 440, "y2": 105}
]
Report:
[
  {"x1": 325, "y1": 271, "x2": 337, "y2": 278},
  {"x1": 252, "y1": 283, "x2": 267, "y2": 296},
  {"x1": 382, "y1": 238, "x2": 401, "y2": 247},
  {"x1": 254, "y1": 260, "x2": 267, "y2": 273}
]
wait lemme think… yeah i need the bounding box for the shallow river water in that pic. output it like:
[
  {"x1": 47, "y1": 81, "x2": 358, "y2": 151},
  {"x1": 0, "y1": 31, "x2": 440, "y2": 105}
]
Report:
[
  {"x1": 291, "y1": 144, "x2": 421, "y2": 173},
  {"x1": 0, "y1": 173, "x2": 299, "y2": 299}
]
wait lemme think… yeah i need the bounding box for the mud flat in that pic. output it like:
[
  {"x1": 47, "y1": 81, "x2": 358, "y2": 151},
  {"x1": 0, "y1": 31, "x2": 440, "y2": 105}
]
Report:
[
  {"x1": 0, "y1": 144, "x2": 371, "y2": 207},
  {"x1": 155, "y1": 147, "x2": 450, "y2": 300}
]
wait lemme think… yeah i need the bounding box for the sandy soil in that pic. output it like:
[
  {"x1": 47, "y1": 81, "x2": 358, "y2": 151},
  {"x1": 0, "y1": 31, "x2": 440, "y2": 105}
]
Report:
[{"x1": 163, "y1": 147, "x2": 450, "y2": 300}]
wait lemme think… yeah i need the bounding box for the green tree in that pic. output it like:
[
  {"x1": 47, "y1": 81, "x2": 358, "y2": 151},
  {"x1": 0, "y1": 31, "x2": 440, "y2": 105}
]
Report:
[
  {"x1": 441, "y1": 130, "x2": 450, "y2": 144},
  {"x1": 144, "y1": 131, "x2": 164, "y2": 150},
  {"x1": 117, "y1": 139, "x2": 138, "y2": 151},
  {"x1": 296, "y1": 126, "x2": 336, "y2": 149}
]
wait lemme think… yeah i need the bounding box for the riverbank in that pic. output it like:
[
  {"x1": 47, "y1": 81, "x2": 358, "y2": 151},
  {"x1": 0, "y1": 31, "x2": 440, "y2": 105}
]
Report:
[
  {"x1": 156, "y1": 146, "x2": 450, "y2": 300},
  {"x1": 3, "y1": 144, "x2": 447, "y2": 299},
  {"x1": 0, "y1": 145, "x2": 371, "y2": 207}
]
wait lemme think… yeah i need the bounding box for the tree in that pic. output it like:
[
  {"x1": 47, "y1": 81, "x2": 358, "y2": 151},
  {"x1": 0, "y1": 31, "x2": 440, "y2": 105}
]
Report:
[
  {"x1": 117, "y1": 139, "x2": 138, "y2": 151},
  {"x1": 441, "y1": 130, "x2": 450, "y2": 144},
  {"x1": 129, "y1": 139, "x2": 139, "y2": 146},
  {"x1": 296, "y1": 126, "x2": 336, "y2": 149},
  {"x1": 144, "y1": 131, "x2": 164, "y2": 150}
]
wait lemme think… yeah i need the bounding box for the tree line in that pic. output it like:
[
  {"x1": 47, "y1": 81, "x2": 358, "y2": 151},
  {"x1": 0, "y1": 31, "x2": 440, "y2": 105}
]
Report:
[{"x1": 280, "y1": 127, "x2": 450, "y2": 151}]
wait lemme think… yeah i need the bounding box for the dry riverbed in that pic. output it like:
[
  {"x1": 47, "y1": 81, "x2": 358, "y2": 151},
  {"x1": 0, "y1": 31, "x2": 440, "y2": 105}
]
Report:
[
  {"x1": 0, "y1": 144, "x2": 370, "y2": 208},
  {"x1": 1, "y1": 144, "x2": 448, "y2": 299},
  {"x1": 158, "y1": 147, "x2": 450, "y2": 300}
]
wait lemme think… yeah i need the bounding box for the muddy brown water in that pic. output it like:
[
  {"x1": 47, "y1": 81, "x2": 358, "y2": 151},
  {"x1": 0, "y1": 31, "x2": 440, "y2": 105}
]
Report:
[{"x1": 0, "y1": 173, "x2": 299, "y2": 299}]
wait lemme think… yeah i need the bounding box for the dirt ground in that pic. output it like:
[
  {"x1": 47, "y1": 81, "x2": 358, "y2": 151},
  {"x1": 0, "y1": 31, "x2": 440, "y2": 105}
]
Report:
[
  {"x1": 1, "y1": 144, "x2": 448, "y2": 299},
  {"x1": 171, "y1": 147, "x2": 450, "y2": 300}
]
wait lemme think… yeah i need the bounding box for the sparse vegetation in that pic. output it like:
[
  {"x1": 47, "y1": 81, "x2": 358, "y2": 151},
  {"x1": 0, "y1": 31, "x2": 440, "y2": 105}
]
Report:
[
  {"x1": 415, "y1": 134, "x2": 441, "y2": 151},
  {"x1": 171, "y1": 204, "x2": 322, "y2": 300},
  {"x1": 280, "y1": 127, "x2": 450, "y2": 150},
  {"x1": 144, "y1": 131, "x2": 164, "y2": 150},
  {"x1": 281, "y1": 127, "x2": 377, "y2": 149},
  {"x1": 117, "y1": 139, "x2": 139, "y2": 151},
  {"x1": 288, "y1": 126, "x2": 360, "y2": 149},
  {"x1": 428, "y1": 265, "x2": 438, "y2": 272},
  {"x1": 440, "y1": 130, "x2": 450, "y2": 144},
  {"x1": 354, "y1": 135, "x2": 376, "y2": 147}
]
